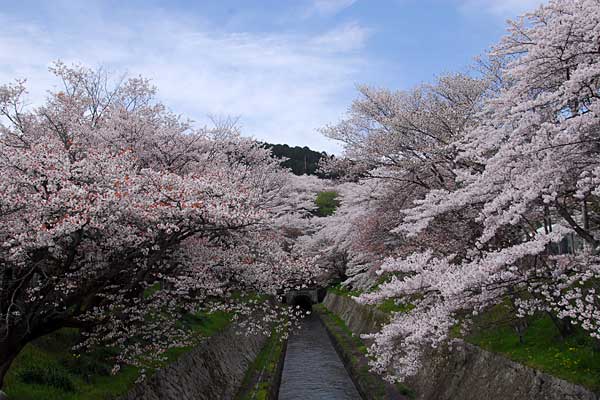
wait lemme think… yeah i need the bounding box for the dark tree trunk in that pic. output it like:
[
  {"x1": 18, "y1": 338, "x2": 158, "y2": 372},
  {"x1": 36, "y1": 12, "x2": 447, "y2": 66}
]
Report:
[
  {"x1": 513, "y1": 319, "x2": 528, "y2": 344},
  {"x1": 547, "y1": 312, "x2": 575, "y2": 339},
  {"x1": 0, "y1": 339, "x2": 24, "y2": 389},
  {"x1": 0, "y1": 317, "x2": 64, "y2": 389}
]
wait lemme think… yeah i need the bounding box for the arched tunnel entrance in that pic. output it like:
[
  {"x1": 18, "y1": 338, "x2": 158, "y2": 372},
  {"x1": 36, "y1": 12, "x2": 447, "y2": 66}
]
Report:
[
  {"x1": 283, "y1": 288, "x2": 323, "y2": 312},
  {"x1": 290, "y1": 294, "x2": 313, "y2": 312}
]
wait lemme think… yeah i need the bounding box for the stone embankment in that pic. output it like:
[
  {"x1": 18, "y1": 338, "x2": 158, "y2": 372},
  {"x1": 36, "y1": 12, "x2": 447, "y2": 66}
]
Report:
[
  {"x1": 323, "y1": 292, "x2": 599, "y2": 400},
  {"x1": 120, "y1": 321, "x2": 268, "y2": 400}
]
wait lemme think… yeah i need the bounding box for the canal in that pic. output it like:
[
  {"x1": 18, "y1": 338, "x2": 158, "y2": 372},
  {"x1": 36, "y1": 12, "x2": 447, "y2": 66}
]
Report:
[{"x1": 278, "y1": 314, "x2": 362, "y2": 400}]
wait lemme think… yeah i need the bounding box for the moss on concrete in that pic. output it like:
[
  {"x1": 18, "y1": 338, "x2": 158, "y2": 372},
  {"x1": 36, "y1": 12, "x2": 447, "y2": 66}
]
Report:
[
  {"x1": 235, "y1": 327, "x2": 287, "y2": 400},
  {"x1": 315, "y1": 304, "x2": 414, "y2": 400}
]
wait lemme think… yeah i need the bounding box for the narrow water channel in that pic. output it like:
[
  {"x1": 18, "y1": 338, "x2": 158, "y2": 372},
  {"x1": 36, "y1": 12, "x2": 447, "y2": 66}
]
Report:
[{"x1": 278, "y1": 314, "x2": 362, "y2": 400}]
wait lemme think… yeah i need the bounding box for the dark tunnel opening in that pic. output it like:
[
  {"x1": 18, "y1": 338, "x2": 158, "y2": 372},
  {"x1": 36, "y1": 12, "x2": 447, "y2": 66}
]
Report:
[{"x1": 291, "y1": 294, "x2": 313, "y2": 312}]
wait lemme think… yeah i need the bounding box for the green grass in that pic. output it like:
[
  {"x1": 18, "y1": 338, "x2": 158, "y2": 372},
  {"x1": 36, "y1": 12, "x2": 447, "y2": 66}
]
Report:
[
  {"x1": 315, "y1": 191, "x2": 340, "y2": 217},
  {"x1": 236, "y1": 327, "x2": 286, "y2": 400},
  {"x1": 315, "y1": 304, "x2": 367, "y2": 354},
  {"x1": 142, "y1": 282, "x2": 162, "y2": 299},
  {"x1": 327, "y1": 284, "x2": 363, "y2": 298},
  {"x1": 4, "y1": 310, "x2": 231, "y2": 400},
  {"x1": 376, "y1": 298, "x2": 414, "y2": 314},
  {"x1": 316, "y1": 304, "x2": 415, "y2": 399},
  {"x1": 328, "y1": 282, "x2": 600, "y2": 393},
  {"x1": 327, "y1": 284, "x2": 412, "y2": 319},
  {"x1": 163, "y1": 310, "x2": 232, "y2": 360},
  {"x1": 3, "y1": 329, "x2": 139, "y2": 400},
  {"x1": 467, "y1": 307, "x2": 600, "y2": 392}
]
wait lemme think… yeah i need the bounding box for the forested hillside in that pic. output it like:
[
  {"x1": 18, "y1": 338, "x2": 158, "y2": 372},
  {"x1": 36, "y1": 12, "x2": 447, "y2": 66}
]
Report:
[{"x1": 263, "y1": 143, "x2": 329, "y2": 176}]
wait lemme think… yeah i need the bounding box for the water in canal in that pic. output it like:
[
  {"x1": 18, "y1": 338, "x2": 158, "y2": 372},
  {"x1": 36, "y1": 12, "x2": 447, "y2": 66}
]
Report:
[{"x1": 278, "y1": 314, "x2": 362, "y2": 400}]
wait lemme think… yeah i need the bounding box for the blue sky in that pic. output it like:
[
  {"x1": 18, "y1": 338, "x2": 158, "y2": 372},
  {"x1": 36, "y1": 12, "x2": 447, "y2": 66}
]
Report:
[{"x1": 0, "y1": 0, "x2": 543, "y2": 153}]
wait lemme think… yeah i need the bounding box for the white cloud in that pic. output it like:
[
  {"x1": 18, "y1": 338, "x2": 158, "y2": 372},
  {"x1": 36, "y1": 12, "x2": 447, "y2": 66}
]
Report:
[
  {"x1": 0, "y1": 5, "x2": 369, "y2": 153},
  {"x1": 311, "y1": 22, "x2": 370, "y2": 52},
  {"x1": 460, "y1": 0, "x2": 545, "y2": 17},
  {"x1": 307, "y1": 0, "x2": 357, "y2": 17}
]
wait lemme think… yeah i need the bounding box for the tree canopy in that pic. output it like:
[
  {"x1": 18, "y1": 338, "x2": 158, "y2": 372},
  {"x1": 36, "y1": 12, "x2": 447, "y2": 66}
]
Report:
[{"x1": 262, "y1": 143, "x2": 330, "y2": 177}]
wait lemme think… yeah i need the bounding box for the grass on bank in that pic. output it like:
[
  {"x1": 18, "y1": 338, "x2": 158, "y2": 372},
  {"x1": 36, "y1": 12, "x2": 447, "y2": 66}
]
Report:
[
  {"x1": 235, "y1": 327, "x2": 286, "y2": 400},
  {"x1": 316, "y1": 304, "x2": 368, "y2": 356},
  {"x1": 327, "y1": 284, "x2": 411, "y2": 315},
  {"x1": 4, "y1": 311, "x2": 231, "y2": 400},
  {"x1": 316, "y1": 304, "x2": 415, "y2": 399},
  {"x1": 327, "y1": 284, "x2": 600, "y2": 392},
  {"x1": 467, "y1": 305, "x2": 600, "y2": 392},
  {"x1": 327, "y1": 284, "x2": 362, "y2": 298}
]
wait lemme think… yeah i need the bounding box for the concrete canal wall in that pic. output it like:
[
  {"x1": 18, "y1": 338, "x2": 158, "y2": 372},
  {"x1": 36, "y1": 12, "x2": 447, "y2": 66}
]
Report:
[
  {"x1": 119, "y1": 322, "x2": 269, "y2": 400},
  {"x1": 323, "y1": 292, "x2": 599, "y2": 400}
]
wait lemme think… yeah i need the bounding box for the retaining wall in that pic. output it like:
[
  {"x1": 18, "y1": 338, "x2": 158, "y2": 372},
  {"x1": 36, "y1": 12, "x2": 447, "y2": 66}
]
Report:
[
  {"x1": 119, "y1": 322, "x2": 268, "y2": 400},
  {"x1": 323, "y1": 292, "x2": 599, "y2": 400}
]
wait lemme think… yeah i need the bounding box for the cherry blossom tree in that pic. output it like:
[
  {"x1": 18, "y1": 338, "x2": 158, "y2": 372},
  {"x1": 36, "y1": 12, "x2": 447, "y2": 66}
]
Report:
[
  {"x1": 321, "y1": 73, "x2": 486, "y2": 189},
  {"x1": 0, "y1": 63, "x2": 315, "y2": 386},
  {"x1": 350, "y1": 0, "x2": 600, "y2": 381},
  {"x1": 312, "y1": 73, "x2": 488, "y2": 288}
]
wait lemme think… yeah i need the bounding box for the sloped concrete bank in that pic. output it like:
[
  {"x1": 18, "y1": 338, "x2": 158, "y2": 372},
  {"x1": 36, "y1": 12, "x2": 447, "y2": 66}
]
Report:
[
  {"x1": 236, "y1": 329, "x2": 288, "y2": 400},
  {"x1": 323, "y1": 292, "x2": 599, "y2": 400},
  {"x1": 120, "y1": 321, "x2": 269, "y2": 400},
  {"x1": 323, "y1": 292, "x2": 387, "y2": 336},
  {"x1": 316, "y1": 305, "x2": 410, "y2": 400}
]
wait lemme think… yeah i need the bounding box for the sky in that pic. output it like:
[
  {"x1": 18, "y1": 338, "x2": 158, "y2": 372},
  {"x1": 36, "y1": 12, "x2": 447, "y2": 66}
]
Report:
[{"x1": 0, "y1": 0, "x2": 544, "y2": 153}]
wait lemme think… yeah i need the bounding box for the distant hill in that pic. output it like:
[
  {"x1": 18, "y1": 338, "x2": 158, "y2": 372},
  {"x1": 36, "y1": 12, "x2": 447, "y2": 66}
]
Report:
[{"x1": 263, "y1": 143, "x2": 330, "y2": 176}]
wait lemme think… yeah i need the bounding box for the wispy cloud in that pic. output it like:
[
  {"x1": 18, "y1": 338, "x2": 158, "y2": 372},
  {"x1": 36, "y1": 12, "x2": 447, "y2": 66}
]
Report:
[
  {"x1": 306, "y1": 0, "x2": 357, "y2": 17},
  {"x1": 311, "y1": 22, "x2": 370, "y2": 52},
  {"x1": 460, "y1": 0, "x2": 545, "y2": 17},
  {"x1": 0, "y1": 4, "x2": 370, "y2": 153}
]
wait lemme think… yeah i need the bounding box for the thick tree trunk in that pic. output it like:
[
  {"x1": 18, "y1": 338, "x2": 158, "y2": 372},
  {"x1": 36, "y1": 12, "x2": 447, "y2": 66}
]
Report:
[
  {"x1": 547, "y1": 312, "x2": 574, "y2": 340},
  {"x1": 0, "y1": 316, "x2": 68, "y2": 389},
  {"x1": 0, "y1": 339, "x2": 24, "y2": 389}
]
